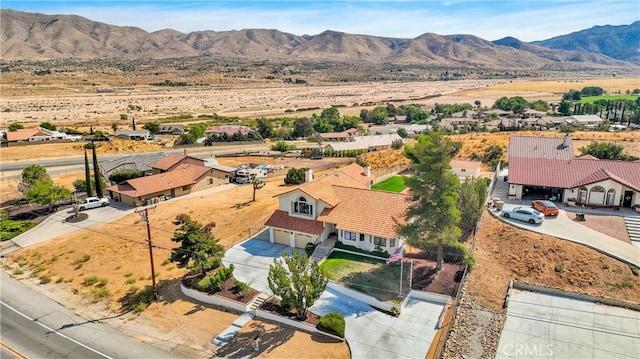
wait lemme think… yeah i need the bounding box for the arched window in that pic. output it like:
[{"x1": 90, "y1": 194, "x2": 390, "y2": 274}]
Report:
[
  {"x1": 589, "y1": 186, "x2": 605, "y2": 205},
  {"x1": 577, "y1": 187, "x2": 587, "y2": 203},
  {"x1": 293, "y1": 196, "x2": 313, "y2": 216},
  {"x1": 606, "y1": 189, "x2": 616, "y2": 206}
]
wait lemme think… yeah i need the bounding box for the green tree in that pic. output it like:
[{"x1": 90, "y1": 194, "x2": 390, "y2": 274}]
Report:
[
  {"x1": 396, "y1": 127, "x2": 408, "y2": 138},
  {"x1": 111, "y1": 122, "x2": 119, "y2": 134},
  {"x1": 457, "y1": 177, "x2": 488, "y2": 233},
  {"x1": 24, "y1": 179, "x2": 71, "y2": 210},
  {"x1": 580, "y1": 86, "x2": 604, "y2": 96},
  {"x1": 256, "y1": 118, "x2": 274, "y2": 139},
  {"x1": 8, "y1": 123, "x2": 24, "y2": 131},
  {"x1": 578, "y1": 142, "x2": 639, "y2": 161},
  {"x1": 187, "y1": 123, "x2": 206, "y2": 139},
  {"x1": 320, "y1": 107, "x2": 340, "y2": 122},
  {"x1": 284, "y1": 168, "x2": 306, "y2": 185},
  {"x1": 400, "y1": 133, "x2": 461, "y2": 271},
  {"x1": 251, "y1": 174, "x2": 265, "y2": 202},
  {"x1": 91, "y1": 143, "x2": 102, "y2": 197},
  {"x1": 558, "y1": 100, "x2": 573, "y2": 116},
  {"x1": 39, "y1": 122, "x2": 56, "y2": 131},
  {"x1": 271, "y1": 140, "x2": 296, "y2": 152},
  {"x1": 143, "y1": 122, "x2": 160, "y2": 134},
  {"x1": 481, "y1": 145, "x2": 504, "y2": 170},
  {"x1": 267, "y1": 251, "x2": 328, "y2": 320},
  {"x1": 293, "y1": 117, "x2": 314, "y2": 138},
  {"x1": 176, "y1": 133, "x2": 196, "y2": 145},
  {"x1": 19, "y1": 164, "x2": 50, "y2": 193},
  {"x1": 84, "y1": 150, "x2": 93, "y2": 197},
  {"x1": 108, "y1": 169, "x2": 144, "y2": 184},
  {"x1": 169, "y1": 214, "x2": 225, "y2": 276}
]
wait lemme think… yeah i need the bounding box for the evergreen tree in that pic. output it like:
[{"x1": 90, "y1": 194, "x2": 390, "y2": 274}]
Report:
[
  {"x1": 84, "y1": 150, "x2": 93, "y2": 197},
  {"x1": 91, "y1": 142, "x2": 102, "y2": 197}
]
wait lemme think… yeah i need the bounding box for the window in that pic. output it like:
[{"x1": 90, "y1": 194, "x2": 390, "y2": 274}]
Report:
[
  {"x1": 208, "y1": 178, "x2": 214, "y2": 185},
  {"x1": 360, "y1": 233, "x2": 365, "y2": 242},
  {"x1": 389, "y1": 238, "x2": 396, "y2": 247},
  {"x1": 292, "y1": 196, "x2": 313, "y2": 216},
  {"x1": 182, "y1": 185, "x2": 189, "y2": 191},
  {"x1": 373, "y1": 237, "x2": 386, "y2": 247},
  {"x1": 589, "y1": 186, "x2": 605, "y2": 205},
  {"x1": 343, "y1": 231, "x2": 356, "y2": 241},
  {"x1": 461, "y1": 168, "x2": 466, "y2": 172},
  {"x1": 577, "y1": 187, "x2": 587, "y2": 203},
  {"x1": 606, "y1": 189, "x2": 616, "y2": 206}
]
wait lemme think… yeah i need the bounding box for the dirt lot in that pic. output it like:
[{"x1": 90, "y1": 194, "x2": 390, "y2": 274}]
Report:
[{"x1": 468, "y1": 211, "x2": 640, "y2": 310}]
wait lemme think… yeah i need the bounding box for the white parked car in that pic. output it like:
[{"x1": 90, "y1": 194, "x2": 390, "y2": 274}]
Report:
[
  {"x1": 78, "y1": 197, "x2": 109, "y2": 211},
  {"x1": 502, "y1": 206, "x2": 545, "y2": 224}
]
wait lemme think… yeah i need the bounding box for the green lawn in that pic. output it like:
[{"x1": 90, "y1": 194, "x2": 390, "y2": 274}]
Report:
[
  {"x1": 580, "y1": 95, "x2": 638, "y2": 103},
  {"x1": 371, "y1": 176, "x2": 406, "y2": 193},
  {"x1": 320, "y1": 251, "x2": 409, "y2": 301}
]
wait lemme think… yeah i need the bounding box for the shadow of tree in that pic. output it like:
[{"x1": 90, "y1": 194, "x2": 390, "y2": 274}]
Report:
[
  {"x1": 340, "y1": 263, "x2": 409, "y2": 301},
  {"x1": 213, "y1": 321, "x2": 295, "y2": 358}
]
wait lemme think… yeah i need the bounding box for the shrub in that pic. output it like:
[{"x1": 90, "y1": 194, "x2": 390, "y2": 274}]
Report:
[
  {"x1": 334, "y1": 241, "x2": 389, "y2": 259},
  {"x1": 284, "y1": 167, "x2": 307, "y2": 185},
  {"x1": 317, "y1": 312, "x2": 345, "y2": 338},
  {"x1": 305, "y1": 243, "x2": 318, "y2": 257},
  {"x1": 39, "y1": 275, "x2": 51, "y2": 284},
  {"x1": 554, "y1": 264, "x2": 564, "y2": 273},
  {"x1": 234, "y1": 280, "x2": 252, "y2": 298},
  {"x1": 84, "y1": 275, "x2": 99, "y2": 286}
]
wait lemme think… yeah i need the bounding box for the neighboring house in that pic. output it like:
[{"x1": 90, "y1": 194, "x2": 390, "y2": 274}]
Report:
[
  {"x1": 396, "y1": 124, "x2": 431, "y2": 136},
  {"x1": 450, "y1": 160, "x2": 482, "y2": 181},
  {"x1": 206, "y1": 125, "x2": 253, "y2": 137},
  {"x1": 440, "y1": 118, "x2": 477, "y2": 131},
  {"x1": 324, "y1": 134, "x2": 402, "y2": 152},
  {"x1": 99, "y1": 152, "x2": 169, "y2": 178},
  {"x1": 265, "y1": 163, "x2": 408, "y2": 254},
  {"x1": 569, "y1": 115, "x2": 604, "y2": 129},
  {"x1": 158, "y1": 124, "x2": 185, "y2": 135},
  {"x1": 318, "y1": 128, "x2": 362, "y2": 141},
  {"x1": 149, "y1": 153, "x2": 205, "y2": 174},
  {"x1": 106, "y1": 153, "x2": 232, "y2": 206},
  {"x1": 385, "y1": 115, "x2": 408, "y2": 124},
  {"x1": 481, "y1": 109, "x2": 512, "y2": 117},
  {"x1": 507, "y1": 134, "x2": 640, "y2": 208},
  {"x1": 5, "y1": 127, "x2": 81, "y2": 145},
  {"x1": 522, "y1": 109, "x2": 546, "y2": 118},
  {"x1": 115, "y1": 130, "x2": 151, "y2": 140}
]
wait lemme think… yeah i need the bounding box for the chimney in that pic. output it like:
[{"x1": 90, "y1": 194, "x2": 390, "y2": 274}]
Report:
[
  {"x1": 562, "y1": 133, "x2": 571, "y2": 148},
  {"x1": 364, "y1": 166, "x2": 371, "y2": 177},
  {"x1": 305, "y1": 168, "x2": 313, "y2": 183}
]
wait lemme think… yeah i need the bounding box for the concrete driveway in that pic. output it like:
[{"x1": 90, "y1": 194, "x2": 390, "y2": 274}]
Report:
[
  {"x1": 221, "y1": 237, "x2": 303, "y2": 295},
  {"x1": 4, "y1": 202, "x2": 135, "y2": 253},
  {"x1": 311, "y1": 288, "x2": 445, "y2": 359}
]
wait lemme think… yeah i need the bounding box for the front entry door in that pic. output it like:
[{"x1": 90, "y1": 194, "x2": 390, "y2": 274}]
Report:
[{"x1": 622, "y1": 191, "x2": 633, "y2": 207}]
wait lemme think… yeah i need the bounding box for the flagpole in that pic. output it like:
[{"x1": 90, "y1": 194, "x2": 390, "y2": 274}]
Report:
[
  {"x1": 410, "y1": 259, "x2": 413, "y2": 289},
  {"x1": 399, "y1": 249, "x2": 403, "y2": 296}
]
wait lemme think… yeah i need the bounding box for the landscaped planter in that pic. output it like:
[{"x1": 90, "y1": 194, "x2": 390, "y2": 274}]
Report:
[
  {"x1": 180, "y1": 281, "x2": 259, "y2": 312},
  {"x1": 255, "y1": 308, "x2": 344, "y2": 341}
]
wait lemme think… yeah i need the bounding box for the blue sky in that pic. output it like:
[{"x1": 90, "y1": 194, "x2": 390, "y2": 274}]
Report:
[{"x1": 2, "y1": 1, "x2": 638, "y2": 41}]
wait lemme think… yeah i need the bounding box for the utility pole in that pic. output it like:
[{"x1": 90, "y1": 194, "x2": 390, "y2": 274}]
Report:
[{"x1": 136, "y1": 205, "x2": 158, "y2": 301}]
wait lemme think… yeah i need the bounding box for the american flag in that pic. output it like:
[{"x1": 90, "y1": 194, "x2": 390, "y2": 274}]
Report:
[{"x1": 386, "y1": 245, "x2": 403, "y2": 265}]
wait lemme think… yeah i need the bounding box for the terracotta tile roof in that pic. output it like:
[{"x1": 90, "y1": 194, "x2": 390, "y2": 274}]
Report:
[
  {"x1": 149, "y1": 154, "x2": 204, "y2": 171},
  {"x1": 106, "y1": 164, "x2": 211, "y2": 197},
  {"x1": 265, "y1": 210, "x2": 325, "y2": 236},
  {"x1": 325, "y1": 134, "x2": 402, "y2": 151},
  {"x1": 278, "y1": 164, "x2": 370, "y2": 207},
  {"x1": 5, "y1": 127, "x2": 50, "y2": 141},
  {"x1": 206, "y1": 125, "x2": 253, "y2": 136},
  {"x1": 508, "y1": 135, "x2": 573, "y2": 161},
  {"x1": 317, "y1": 186, "x2": 409, "y2": 239},
  {"x1": 450, "y1": 160, "x2": 481, "y2": 170},
  {"x1": 508, "y1": 158, "x2": 640, "y2": 191}
]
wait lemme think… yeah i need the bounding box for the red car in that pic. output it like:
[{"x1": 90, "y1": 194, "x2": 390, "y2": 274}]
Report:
[{"x1": 532, "y1": 200, "x2": 559, "y2": 216}]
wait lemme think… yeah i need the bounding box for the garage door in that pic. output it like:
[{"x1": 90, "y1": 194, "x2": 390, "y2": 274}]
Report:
[
  {"x1": 295, "y1": 233, "x2": 312, "y2": 248},
  {"x1": 274, "y1": 229, "x2": 290, "y2": 246}
]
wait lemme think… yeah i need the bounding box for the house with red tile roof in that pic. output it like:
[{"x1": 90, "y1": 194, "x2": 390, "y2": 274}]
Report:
[
  {"x1": 265, "y1": 163, "x2": 409, "y2": 254},
  {"x1": 106, "y1": 154, "x2": 231, "y2": 206},
  {"x1": 507, "y1": 134, "x2": 640, "y2": 208}
]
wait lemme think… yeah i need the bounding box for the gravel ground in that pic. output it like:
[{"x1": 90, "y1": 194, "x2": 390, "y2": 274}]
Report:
[{"x1": 442, "y1": 282, "x2": 506, "y2": 359}]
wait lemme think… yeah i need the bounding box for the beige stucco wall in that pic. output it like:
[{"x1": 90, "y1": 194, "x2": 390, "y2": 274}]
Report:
[
  {"x1": 277, "y1": 189, "x2": 329, "y2": 220},
  {"x1": 566, "y1": 179, "x2": 637, "y2": 206}
]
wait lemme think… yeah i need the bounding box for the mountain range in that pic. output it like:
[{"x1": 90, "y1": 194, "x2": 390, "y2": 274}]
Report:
[{"x1": 1, "y1": 9, "x2": 637, "y2": 69}]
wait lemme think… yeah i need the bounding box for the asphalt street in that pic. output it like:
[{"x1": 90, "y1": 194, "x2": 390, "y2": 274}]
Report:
[{"x1": 0, "y1": 271, "x2": 199, "y2": 358}]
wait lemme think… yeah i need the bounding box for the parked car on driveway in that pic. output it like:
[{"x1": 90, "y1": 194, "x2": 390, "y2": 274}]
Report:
[
  {"x1": 78, "y1": 197, "x2": 109, "y2": 211},
  {"x1": 502, "y1": 206, "x2": 545, "y2": 224},
  {"x1": 532, "y1": 199, "x2": 559, "y2": 216}
]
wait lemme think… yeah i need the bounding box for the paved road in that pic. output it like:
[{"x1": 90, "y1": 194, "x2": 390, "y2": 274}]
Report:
[{"x1": 0, "y1": 271, "x2": 196, "y2": 359}]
